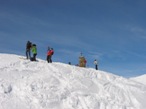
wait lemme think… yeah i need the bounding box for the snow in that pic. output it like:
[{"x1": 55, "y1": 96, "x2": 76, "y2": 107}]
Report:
[
  {"x1": 130, "y1": 74, "x2": 146, "y2": 85},
  {"x1": 0, "y1": 53, "x2": 146, "y2": 109}
]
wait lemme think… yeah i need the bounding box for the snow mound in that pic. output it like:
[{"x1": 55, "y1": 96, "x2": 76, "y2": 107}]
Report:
[
  {"x1": 0, "y1": 53, "x2": 146, "y2": 109},
  {"x1": 130, "y1": 74, "x2": 146, "y2": 85}
]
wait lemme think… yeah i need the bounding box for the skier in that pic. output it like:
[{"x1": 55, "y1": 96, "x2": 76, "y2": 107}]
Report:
[
  {"x1": 26, "y1": 41, "x2": 32, "y2": 59},
  {"x1": 94, "y1": 59, "x2": 98, "y2": 70},
  {"x1": 30, "y1": 44, "x2": 37, "y2": 61},
  {"x1": 47, "y1": 48, "x2": 54, "y2": 63}
]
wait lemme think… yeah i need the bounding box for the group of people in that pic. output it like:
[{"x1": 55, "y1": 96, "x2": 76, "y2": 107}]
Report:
[
  {"x1": 26, "y1": 41, "x2": 98, "y2": 70},
  {"x1": 25, "y1": 41, "x2": 54, "y2": 63},
  {"x1": 26, "y1": 41, "x2": 37, "y2": 61}
]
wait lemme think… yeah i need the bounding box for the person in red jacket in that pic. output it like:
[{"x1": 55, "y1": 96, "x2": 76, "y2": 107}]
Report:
[{"x1": 47, "y1": 48, "x2": 54, "y2": 63}]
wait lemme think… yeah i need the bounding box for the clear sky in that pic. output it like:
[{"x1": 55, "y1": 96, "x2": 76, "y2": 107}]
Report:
[{"x1": 0, "y1": 0, "x2": 146, "y2": 77}]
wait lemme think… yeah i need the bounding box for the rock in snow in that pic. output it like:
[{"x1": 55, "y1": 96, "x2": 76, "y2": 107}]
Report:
[{"x1": 0, "y1": 53, "x2": 146, "y2": 109}]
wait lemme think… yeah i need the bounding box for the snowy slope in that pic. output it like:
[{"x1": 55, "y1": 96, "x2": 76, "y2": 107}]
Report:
[
  {"x1": 0, "y1": 53, "x2": 146, "y2": 109},
  {"x1": 130, "y1": 74, "x2": 146, "y2": 85}
]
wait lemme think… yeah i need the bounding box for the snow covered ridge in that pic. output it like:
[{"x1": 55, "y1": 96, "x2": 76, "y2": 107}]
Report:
[
  {"x1": 0, "y1": 53, "x2": 146, "y2": 109},
  {"x1": 130, "y1": 74, "x2": 146, "y2": 85}
]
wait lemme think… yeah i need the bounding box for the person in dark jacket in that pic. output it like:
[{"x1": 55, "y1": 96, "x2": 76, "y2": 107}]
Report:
[
  {"x1": 47, "y1": 48, "x2": 54, "y2": 63},
  {"x1": 26, "y1": 41, "x2": 32, "y2": 59}
]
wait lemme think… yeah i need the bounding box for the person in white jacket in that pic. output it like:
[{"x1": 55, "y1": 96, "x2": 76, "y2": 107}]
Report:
[{"x1": 94, "y1": 59, "x2": 98, "y2": 70}]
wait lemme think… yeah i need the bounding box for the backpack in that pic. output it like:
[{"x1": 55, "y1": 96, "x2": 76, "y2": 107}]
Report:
[
  {"x1": 51, "y1": 50, "x2": 54, "y2": 55},
  {"x1": 27, "y1": 41, "x2": 32, "y2": 49}
]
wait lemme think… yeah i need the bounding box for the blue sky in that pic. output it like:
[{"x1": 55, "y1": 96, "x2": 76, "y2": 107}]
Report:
[{"x1": 0, "y1": 0, "x2": 146, "y2": 77}]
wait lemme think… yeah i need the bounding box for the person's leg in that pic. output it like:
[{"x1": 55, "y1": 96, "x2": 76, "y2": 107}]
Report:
[
  {"x1": 34, "y1": 54, "x2": 37, "y2": 61},
  {"x1": 47, "y1": 56, "x2": 50, "y2": 63},
  {"x1": 96, "y1": 65, "x2": 98, "y2": 70},
  {"x1": 28, "y1": 50, "x2": 31, "y2": 59},
  {"x1": 30, "y1": 54, "x2": 34, "y2": 61},
  {"x1": 30, "y1": 54, "x2": 35, "y2": 61},
  {"x1": 50, "y1": 56, "x2": 52, "y2": 63},
  {"x1": 47, "y1": 55, "x2": 50, "y2": 63},
  {"x1": 26, "y1": 50, "x2": 28, "y2": 59}
]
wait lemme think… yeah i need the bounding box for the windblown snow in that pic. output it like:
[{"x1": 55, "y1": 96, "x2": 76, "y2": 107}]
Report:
[{"x1": 0, "y1": 53, "x2": 146, "y2": 109}]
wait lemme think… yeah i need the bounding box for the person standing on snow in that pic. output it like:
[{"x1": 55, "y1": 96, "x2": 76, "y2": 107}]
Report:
[
  {"x1": 94, "y1": 59, "x2": 98, "y2": 70},
  {"x1": 26, "y1": 41, "x2": 32, "y2": 59},
  {"x1": 30, "y1": 44, "x2": 37, "y2": 61},
  {"x1": 47, "y1": 48, "x2": 54, "y2": 63}
]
